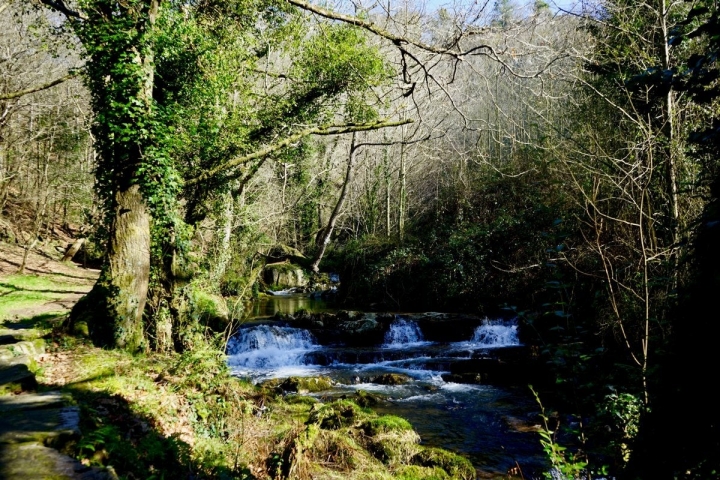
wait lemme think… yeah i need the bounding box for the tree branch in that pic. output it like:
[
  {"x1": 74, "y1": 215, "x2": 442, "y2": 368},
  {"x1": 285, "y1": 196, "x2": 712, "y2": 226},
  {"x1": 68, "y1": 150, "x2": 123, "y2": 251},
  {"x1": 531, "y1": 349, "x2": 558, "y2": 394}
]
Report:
[
  {"x1": 185, "y1": 118, "x2": 412, "y2": 186},
  {"x1": 286, "y1": 0, "x2": 461, "y2": 58},
  {"x1": 37, "y1": 0, "x2": 85, "y2": 19},
  {"x1": 0, "y1": 72, "x2": 78, "y2": 101}
]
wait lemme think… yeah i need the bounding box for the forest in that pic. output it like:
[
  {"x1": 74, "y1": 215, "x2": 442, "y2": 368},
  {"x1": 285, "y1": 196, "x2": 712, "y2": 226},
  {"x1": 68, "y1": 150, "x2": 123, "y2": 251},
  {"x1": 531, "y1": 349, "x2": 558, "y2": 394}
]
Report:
[{"x1": 0, "y1": 0, "x2": 718, "y2": 478}]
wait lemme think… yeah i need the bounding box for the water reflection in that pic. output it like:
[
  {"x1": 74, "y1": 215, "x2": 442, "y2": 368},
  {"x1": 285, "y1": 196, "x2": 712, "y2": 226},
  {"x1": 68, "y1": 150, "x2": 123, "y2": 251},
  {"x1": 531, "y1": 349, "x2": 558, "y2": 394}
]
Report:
[{"x1": 245, "y1": 294, "x2": 334, "y2": 318}]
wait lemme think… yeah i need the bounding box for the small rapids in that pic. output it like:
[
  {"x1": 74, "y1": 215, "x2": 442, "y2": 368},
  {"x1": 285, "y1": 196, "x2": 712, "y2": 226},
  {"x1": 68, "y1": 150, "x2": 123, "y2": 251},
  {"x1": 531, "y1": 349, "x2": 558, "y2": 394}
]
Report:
[
  {"x1": 226, "y1": 325, "x2": 319, "y2": 374},
  {"x1": 470, "y1": 319, "x2": 520, "y2": 347},
  {"x1": 227, "y1": 315, "x2": 544, "y2": 476},
  {"x1": 383, "y1": 318, "x2": 427, "y2": 348}
]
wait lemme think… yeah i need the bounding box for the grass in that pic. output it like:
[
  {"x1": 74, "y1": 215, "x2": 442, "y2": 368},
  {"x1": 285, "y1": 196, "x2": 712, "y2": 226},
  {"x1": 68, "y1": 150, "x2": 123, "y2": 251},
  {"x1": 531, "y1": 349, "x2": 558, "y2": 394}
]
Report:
[
  {"x1": 1, "y1": 270, "x2": 478, "y2": 480},
  {"x1": 0, "y1": 274, "x2": 87, "y2": 321}
]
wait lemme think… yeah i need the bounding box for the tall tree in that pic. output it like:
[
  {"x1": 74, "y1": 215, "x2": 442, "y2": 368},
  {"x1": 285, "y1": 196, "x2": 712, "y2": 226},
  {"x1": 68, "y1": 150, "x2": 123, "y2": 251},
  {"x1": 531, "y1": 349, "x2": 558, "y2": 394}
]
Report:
[{"x1": 36, "y1": 0, "x2": 403, "y2": 350}]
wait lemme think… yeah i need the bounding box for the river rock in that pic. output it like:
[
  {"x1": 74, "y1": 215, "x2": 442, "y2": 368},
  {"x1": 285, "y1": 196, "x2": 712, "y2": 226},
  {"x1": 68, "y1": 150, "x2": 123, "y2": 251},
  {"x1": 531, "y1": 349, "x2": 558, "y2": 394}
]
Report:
[
  {"x1": 372, "y1": 373, "x2": 412, "y2": 385},
  {"x1": 261, "y1": 376, "x2": 334, "y2": 394}
]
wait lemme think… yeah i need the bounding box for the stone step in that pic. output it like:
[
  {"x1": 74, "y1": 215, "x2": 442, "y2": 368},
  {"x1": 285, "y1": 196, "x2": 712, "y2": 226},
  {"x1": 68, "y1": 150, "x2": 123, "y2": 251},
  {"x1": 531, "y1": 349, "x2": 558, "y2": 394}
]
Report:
[
  {"x1": 0, "y1": 358, "x2": 38, "y2": 393},
  {"x1": 0, "y1": 339, "x2": 46, "y2": 361},
  {"x1": 0, "y1": 442, "x2": 113, "y2": 479},
  {"x1": 0, "y1": 405, "x2": 80, "y2": 445},
  {"x1": 0, "y1": 391, "x2": 67, "y2": 413},
  {"x1": 0, "y1": 327, "x2": 47, "y2": 345}
]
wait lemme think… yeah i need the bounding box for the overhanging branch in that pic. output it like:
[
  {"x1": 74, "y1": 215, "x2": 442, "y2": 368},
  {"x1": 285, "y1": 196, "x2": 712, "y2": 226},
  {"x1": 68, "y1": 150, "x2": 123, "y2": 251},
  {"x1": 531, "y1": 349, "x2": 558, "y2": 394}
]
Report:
[
  {"x1": 286, "y1": 0, "x2": 461, "y2": 58},
  {"x1": 37, "y1": 0, "x2": 85, "y2": 20},
  {"x1": 185, "y1": 118, "x2": 412, "y2": 187},
  {"x1": 0, "y1": 72, "x2": 79, "y2": 101}
]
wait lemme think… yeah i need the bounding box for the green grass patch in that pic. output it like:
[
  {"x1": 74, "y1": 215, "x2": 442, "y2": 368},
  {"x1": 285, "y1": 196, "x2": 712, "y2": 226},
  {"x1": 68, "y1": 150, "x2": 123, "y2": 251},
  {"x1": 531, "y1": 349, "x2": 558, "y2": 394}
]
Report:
[
  {"x1": 0, "y1": 274, "x2": 86, "y2": 320},
  {"x1": 363, "y1": 415, "x2": 413, "y2": 436}
]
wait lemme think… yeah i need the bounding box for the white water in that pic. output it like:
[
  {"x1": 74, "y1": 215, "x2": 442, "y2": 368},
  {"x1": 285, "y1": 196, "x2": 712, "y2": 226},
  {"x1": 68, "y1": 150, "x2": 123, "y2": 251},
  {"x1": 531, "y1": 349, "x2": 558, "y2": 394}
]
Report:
[
  {"x1": 382, "y1": 318, "x2": 428, "y2": 348},
  {"x1": 469, "y1": 318, "x2": 520, "y2": 348},
  {"x1": 226, "y1": 325, "x2": 319, "y2": 374},
  {"x1": 226, "y1": 316, "x2": 545, "y2": 475}
]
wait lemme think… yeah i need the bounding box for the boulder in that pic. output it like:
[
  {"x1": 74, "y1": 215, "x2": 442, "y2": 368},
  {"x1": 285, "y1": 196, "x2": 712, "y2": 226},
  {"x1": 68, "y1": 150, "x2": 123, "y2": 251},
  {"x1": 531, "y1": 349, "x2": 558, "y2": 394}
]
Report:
[
  {"x1": 372, "y1": 373, "x2": 413, "y2": 385},
  {"x1": 264, "y1": 262, "x2": 308, "y2": 288}
]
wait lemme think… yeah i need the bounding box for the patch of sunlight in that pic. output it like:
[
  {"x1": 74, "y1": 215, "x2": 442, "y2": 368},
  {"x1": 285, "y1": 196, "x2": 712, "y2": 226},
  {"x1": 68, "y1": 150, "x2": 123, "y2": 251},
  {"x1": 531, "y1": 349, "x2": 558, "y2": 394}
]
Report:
[{"x1": 0, "y1": 274, "x2": 83, "y2": 320}]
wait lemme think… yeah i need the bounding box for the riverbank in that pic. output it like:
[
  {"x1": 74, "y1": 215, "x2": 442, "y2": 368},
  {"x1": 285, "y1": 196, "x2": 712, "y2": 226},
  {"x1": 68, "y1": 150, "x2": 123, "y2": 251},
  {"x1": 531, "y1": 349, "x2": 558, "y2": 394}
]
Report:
[{"x1": 0, "y1": 242, "x2": 481, "y2": 479}]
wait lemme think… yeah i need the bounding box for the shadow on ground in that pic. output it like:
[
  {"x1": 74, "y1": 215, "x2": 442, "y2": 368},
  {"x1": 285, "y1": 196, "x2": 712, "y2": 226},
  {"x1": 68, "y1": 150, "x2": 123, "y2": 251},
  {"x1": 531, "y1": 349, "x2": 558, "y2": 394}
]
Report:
[{"x1": 55, "y1": 378, "x2": 255, "y2": 480}]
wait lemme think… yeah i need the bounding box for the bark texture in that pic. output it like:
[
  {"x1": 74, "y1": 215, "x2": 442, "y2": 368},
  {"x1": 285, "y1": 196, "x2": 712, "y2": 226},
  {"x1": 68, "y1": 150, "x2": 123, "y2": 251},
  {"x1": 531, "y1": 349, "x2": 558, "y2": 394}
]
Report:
[{"x1": 72, "y1": 185, "x2": 150, "y2": 351}]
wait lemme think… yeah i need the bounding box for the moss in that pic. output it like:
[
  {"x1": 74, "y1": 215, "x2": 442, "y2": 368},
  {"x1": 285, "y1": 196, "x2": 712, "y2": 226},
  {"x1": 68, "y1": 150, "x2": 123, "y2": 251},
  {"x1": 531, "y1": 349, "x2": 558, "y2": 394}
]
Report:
[
  {"x1": 187, "y1": 287, "x2": 229, "y2": 330},
  {"x1": 372, "y1": 373, "x2": 412, "y2": 385},
  {"x1": 367, "y1": 429, "x2": 420, "y2": 466},
  {"x1": 308, "y1": 399, "x2": 371, "y2": 430},
  {"x1": 263, "y1": 376, "x2": 335, "y2": 394},
  {"x1": 412, "y1": 448, "x2": 475, "y2": 480},
  {"x1": 363, "y1": 415, "x2": 413, "y2": 436},
  {"x1": 395, "y1": 465, "x2": 451, "y2": 480},
  {"x1": 354, "y1": 390, "x2": 383, "y2": 408}
]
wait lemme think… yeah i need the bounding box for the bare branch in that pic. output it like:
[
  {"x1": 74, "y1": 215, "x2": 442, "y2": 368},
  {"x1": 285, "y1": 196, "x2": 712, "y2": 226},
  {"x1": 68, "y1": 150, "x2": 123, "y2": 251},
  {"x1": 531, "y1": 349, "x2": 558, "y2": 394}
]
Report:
[
  {"x1": 185, "y1": 118, "x2": 412, "y2": 186},
  {"x1": 0, "y1": 72, "x2": 78, "y2": 101},
  {"x1": 37, "y1": 0, "x2": 85, "y2": 20},
  {"x1": 286, "y1": 0, "x2": 461, "y2": 58}
]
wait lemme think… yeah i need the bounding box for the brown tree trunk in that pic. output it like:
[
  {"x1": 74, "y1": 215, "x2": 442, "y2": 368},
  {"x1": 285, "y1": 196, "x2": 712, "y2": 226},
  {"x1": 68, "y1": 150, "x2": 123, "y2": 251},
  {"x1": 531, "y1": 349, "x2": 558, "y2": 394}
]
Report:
[
  {"x1": 62, "y1": 238, "x2": 86, "y2": 262},
  {"x1": 106, "y1": 184, "x2": 151, "y2": 349},
  {"x1": 75, "y1": 185, "x2": 151, "y2": 350},
  {"x1": 69, "y1": 0, "x2": 159, "y2": 351}
]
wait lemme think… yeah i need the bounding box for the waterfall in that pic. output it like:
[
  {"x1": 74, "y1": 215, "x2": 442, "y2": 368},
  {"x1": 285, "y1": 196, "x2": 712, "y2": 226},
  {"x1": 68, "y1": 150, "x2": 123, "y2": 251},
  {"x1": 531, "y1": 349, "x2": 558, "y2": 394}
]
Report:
[
  {"x1": 471, "y1": 319, "x2": 520, "y2": 347},
  {"x1": 383, "y1": 318, "x2": 426, "y2": 347},
  {"x1": 227, "y1": 325, "x2": 318, "y2": 370}
]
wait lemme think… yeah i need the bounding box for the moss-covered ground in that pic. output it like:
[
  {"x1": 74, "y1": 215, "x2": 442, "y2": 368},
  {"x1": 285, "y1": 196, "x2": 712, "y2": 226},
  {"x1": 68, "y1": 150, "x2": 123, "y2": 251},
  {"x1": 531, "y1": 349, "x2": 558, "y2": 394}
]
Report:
[
  {"x1": 1, "y1": 260, "x2": 478, "y2": 479},
  {"x1": 35, "y1": 334, "x2": 477, "y2": 479}
]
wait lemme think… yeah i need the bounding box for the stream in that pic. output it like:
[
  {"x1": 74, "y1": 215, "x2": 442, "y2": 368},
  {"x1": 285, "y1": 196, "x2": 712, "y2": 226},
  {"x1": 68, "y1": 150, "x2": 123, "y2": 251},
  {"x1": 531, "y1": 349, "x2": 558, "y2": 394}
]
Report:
[{"x1": 228, "y1": 293, "x2": 547, "y2": 478}]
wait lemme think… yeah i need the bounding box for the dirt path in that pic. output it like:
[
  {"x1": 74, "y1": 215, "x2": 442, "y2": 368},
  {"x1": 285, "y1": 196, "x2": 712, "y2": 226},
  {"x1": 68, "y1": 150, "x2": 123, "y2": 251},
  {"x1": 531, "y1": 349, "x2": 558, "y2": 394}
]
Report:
[
  {"x1": 0, "y1": 242, "x2": 99, "y2": 282},
  {"x1": 0, "y1": 242, "x2": 109, "y2": 479}
]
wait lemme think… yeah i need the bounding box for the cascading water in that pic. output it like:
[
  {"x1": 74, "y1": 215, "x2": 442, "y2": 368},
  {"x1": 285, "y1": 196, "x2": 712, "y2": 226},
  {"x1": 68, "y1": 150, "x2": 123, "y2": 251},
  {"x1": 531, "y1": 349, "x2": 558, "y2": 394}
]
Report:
[
  {"x1": 470, "y1": 318, "x2": 520, "y2": 347},
  {"x1": 226, "y1": 325, "x2": 318, "y2": 374},
  {"x1": 383, "y1": 318, "x2": 427, "y2": 347},
  {"x1": 226, "y1": 315, "x2": 544, "y2": 476}
]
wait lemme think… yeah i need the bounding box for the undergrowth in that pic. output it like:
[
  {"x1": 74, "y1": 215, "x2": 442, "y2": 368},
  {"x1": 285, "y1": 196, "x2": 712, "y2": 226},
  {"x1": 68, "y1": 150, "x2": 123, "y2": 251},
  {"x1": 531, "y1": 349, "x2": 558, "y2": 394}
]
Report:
[{"x1": 41, "y1": 331, "x2": 478, "y2": 480}]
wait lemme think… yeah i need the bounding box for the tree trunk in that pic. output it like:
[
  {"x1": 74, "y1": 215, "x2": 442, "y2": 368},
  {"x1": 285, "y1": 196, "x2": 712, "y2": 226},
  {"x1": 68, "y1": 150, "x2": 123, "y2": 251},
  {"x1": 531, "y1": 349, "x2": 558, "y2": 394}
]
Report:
[
  {"x1": 61, "y1": 238, "x2": 86, "y2": 262},
  {"x1": 311, "y1": 133, "x2": 359, "y2": 272},
  {"x1": 74, "y1": 185, "x2": 150, "y2": 350},
  {"x1": 68, "y1": 0, "x2": 159, "y2": 351},
  {"x1": 398, "y1": 139, "x2": 406, "y2": 241},
  {"x1": 208, "y1": 191, "x2": 234, "y2": 284}
]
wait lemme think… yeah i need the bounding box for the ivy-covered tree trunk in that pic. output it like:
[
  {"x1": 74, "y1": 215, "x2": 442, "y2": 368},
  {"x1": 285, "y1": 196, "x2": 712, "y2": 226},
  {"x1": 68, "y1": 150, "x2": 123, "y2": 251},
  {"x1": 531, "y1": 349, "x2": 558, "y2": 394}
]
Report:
[{"x1": 66, "y1": 0, "x2": 160, "y2": 351}]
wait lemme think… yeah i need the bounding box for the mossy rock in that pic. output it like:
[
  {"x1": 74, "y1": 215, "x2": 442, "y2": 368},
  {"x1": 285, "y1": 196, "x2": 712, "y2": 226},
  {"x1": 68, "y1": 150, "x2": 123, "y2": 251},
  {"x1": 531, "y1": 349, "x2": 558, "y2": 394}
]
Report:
[
  {"x1": 363, "y1": 415, "x2": 413, "y2": 436},
  {"x1": 367, "y1": 428, "x2": 420, "y2": 466},
  {"x1": 373, "y1": 373, "x2": 412, "y2": 385},
  {"x1": 395, "y1": 465, "x2": 452, "y2": 480},
  {"x1": 354, "y1": 390, "x2": 383, "y2": 408},
  {"x1": 295, "y1": 376, "x2": 334, "y2": 393},
  {"x1": 189, "y1": 289, "x2": 229, "y2": 330},
  {"x1": 307, "y1": 400, "x2": 370, "y2": 430},
  {"x1": 262, "y1": 376, "x2": 334, "y2": 394},
  {"x1": 412, "y1": 448, "x2": 475, "y2": 480},
  {"x1": 264, "y1": 262, "x2": 308, "y2": 288}
]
